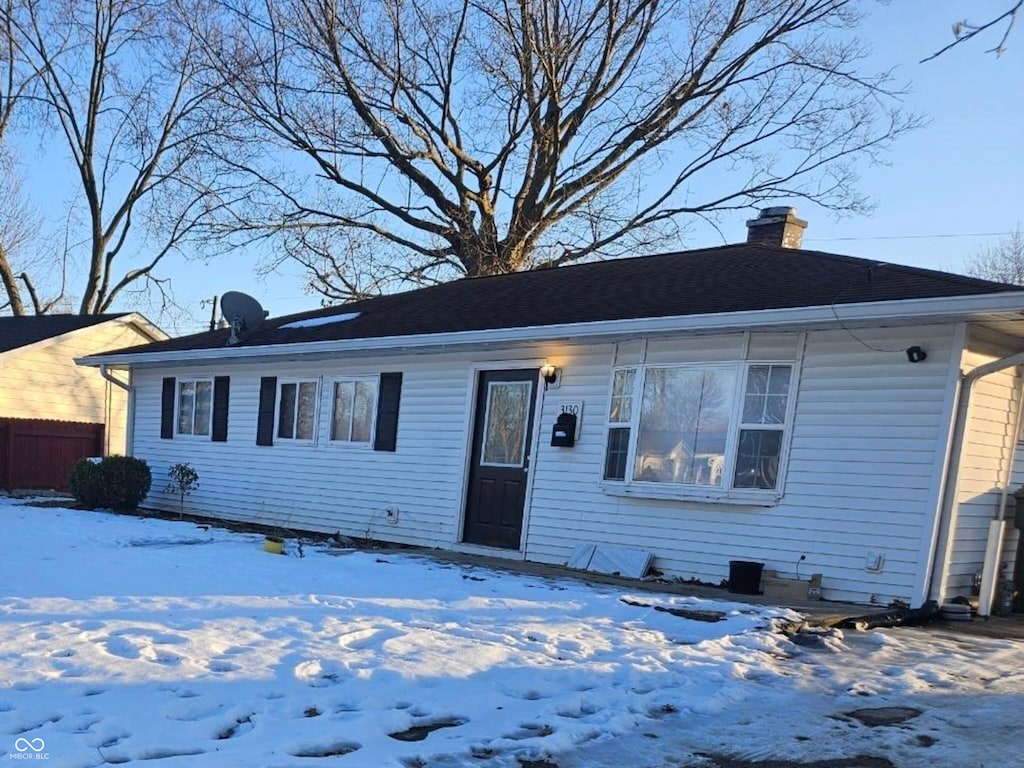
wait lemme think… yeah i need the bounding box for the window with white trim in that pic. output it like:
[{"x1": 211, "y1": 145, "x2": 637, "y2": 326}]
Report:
[
  {"x1": 330, "y1": 378, "x2": 377, "y2": 444},
  {"x1": 602, "y1": 362, "x2": 794, "y2": 493},
  {"x1": 277, "y1": 379, "x2": 319, "y2": 441},
  {"x1": 176, "y1": 378, "x2": 213, "y2": 436}
]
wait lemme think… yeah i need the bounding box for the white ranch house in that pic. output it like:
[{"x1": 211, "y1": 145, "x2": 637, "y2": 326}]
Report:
[{"x1": 82, "y1": 209, "x2": 1024, "y2": 611}]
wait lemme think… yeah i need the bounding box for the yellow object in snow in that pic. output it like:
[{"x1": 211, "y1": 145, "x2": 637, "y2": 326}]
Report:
[{"x1": 264, "y1": 537, "x2": 285, "y2": 555}]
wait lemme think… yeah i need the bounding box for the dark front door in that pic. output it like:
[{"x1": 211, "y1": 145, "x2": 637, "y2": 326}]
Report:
[{"x1": 463, "y1": 369, "x2": 538, "y2": 549}]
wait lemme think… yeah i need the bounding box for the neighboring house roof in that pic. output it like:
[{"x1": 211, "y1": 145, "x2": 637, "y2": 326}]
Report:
[
  {"x1": 87, "y1": 243, "x2": 1022, "y2": 360},
  {"x1": 0, "y1": 314, "x2": 131, "y2": 354},
  {"x1": 0, "y1": 312, "x2": 168, "y2": 358}
]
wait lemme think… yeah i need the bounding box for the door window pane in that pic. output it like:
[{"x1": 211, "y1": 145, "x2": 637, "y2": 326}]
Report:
[
  {"x1": 633, "y1": 366, "x2": 736, "y2": 486},
  {"x1": 482, "y1": 381, "x2": 531, "y2": 466}
]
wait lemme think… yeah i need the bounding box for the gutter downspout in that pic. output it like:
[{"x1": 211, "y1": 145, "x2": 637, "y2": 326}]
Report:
[
  {"x1": 976, "y1": 378, "x2": 1024, "y2": 616},
  {"x1": 99, "y1": 364, "x2": 132, "y2": 457},
  {"x1": 928, "y1": 349, "x2": 1024, "y2": 608},
  {"x1": 99, "y1": 364, "x2": 130, "y2": 392}
]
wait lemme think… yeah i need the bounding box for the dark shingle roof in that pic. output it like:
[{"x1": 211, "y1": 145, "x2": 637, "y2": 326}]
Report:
[
  {"x1": 0, "y1": 314, "x2": 128, "y2": 354},
  {"x1": 101, "y1": 244, "x2": 1020, "y2": 356}
]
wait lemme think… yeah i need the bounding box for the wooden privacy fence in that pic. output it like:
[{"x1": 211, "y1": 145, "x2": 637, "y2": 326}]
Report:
[{"x1": 0, "y1": 418, "x2": 105, "y2": 491}]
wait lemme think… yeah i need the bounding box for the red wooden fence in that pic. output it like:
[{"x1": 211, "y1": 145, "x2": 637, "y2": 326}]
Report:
[{"x1": 0, "y1": 418, "x2": 105, "y2": 491}]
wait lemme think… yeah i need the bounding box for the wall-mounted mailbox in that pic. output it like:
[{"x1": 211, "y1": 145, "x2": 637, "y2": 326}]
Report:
[{"x1": 551, "y1": 412, "x2": 577, "y2": 447}]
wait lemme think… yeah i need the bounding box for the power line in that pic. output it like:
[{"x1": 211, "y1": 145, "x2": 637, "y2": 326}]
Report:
[{"x1": 807, "y1": 231, "x2": 1016, "y2": 243}]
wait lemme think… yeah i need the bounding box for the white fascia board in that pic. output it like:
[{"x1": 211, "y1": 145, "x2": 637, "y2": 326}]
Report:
[
  {"x1": 78, "y1": 291, "x2": 1024, "y2": 368},
  {"x1": 123, "y1": 312, "x2": 171, "y2": 343}
]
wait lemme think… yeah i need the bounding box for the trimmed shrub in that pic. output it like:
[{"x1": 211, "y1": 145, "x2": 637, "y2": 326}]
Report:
[
  {"x1": 68, "y1": 459, "x2": 104, "y2": 508},
  {"x1": 69, "y1": 456, "x2": 152, "y2": 512}
]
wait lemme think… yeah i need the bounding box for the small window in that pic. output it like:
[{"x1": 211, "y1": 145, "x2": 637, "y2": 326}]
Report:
[
  {"x1": 733, "y1": 364, "x2": 791, "y2": 489},
  {"x1": 176, "y1": 379, "x2": 213, "y2": 436},
  {"x1": 603, "y1": 369, "x2": 635, "y2": 480},
  {"x1": 277, "y1": 380, "x2": 319, "y2": 441},
  {"x1": 330, "y1": 379, "x2": 377, "y2": 443}
]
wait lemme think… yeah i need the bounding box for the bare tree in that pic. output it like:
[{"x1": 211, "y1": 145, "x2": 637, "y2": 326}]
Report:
[
  {"x1": 923, "y1": 2, "x2": 1022, "y2": 62},
  {"x1": 200, "y1": 0, "x2": 919, "y2": 303},
  {"x1": 0, "y1": 0, "x2": 43, "y2": 315},
  {"x1": 966, "y1": 226, "x2": 1024, "y2": 286},
  {"x1": 0, "y1": 0, "x2": 236, "y2": 315},
  {"x1": 0, "y1": 168, "x2": 69, "y2": 314}
]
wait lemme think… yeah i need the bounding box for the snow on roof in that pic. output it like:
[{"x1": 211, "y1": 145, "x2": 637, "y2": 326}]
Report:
[{"x1": 278, "y1": 312, "x2": 361, "y2": 330}]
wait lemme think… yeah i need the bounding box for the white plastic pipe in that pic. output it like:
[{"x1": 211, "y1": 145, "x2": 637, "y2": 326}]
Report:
[{"x1": 978, "y1": 520, "x2": 1007, "y2": 617}]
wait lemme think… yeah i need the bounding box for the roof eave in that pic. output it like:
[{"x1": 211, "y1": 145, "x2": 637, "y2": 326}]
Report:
[{"x1": 78, "y1": 291, "x2": 1024, "y2": 368}]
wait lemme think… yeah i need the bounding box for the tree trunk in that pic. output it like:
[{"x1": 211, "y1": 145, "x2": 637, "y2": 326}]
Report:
[{"x1": 0, "y1": 245, "x2": 25, "y2": 315}]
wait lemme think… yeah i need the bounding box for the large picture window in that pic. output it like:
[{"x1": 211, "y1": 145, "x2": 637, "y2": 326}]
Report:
[
  {"x1": 330, "y1": 379, "x2": 377, "y2": 444},
  {"x1": 277, "y1": 379, "x2": 319, "y2": 441},
  {"x1": 176, "y1": 379, "x2": 212, "y2": 436},
  {"x1": 603, "y1": 362, "x2": 794, "y2": 494}
]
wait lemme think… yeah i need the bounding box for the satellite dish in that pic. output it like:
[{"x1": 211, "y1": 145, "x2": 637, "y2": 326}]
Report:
[{"x1": 220, "y1": 291, "x2": 268, "y2": 346}]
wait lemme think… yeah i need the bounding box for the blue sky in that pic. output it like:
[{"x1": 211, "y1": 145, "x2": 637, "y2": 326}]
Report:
[{"x1": 14, "y1": 1, "x2": 1024, "y2": 334}]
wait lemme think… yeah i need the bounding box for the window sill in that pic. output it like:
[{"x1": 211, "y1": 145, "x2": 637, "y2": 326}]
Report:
[{"x1": 599, "y1": 482, "x2": 780, "y2": 508}]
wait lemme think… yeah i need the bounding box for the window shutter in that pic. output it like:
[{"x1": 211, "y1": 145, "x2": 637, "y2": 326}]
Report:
[
  {"x1": 374, "y1": 372, "x2": 402, "y2": 452},
  {"x1": 160, "y1": 377, "x2": 176, "y2": 439},
  {"x1": 212, "y1": 376, "x2": 230, "y2": 442},
  {"x1": 256, "y1": 376, "x2": 277, "y2": 446}
]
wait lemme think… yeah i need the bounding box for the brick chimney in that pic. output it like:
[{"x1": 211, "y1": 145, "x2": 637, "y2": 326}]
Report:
[{"x1": 745, "y1": 206, "x2": 808, "y2": 249}]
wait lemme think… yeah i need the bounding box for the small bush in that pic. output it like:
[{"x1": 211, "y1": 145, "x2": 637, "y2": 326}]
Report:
[
  {"x1": 166, "y1": 462, "x2": 199, "y2": 517},
  {"x1": 69, "y1": 455, "x2": 152, "y2": 512},
  {"x1": 68, "y1": 459, "x2": 104, "y2": 508}
]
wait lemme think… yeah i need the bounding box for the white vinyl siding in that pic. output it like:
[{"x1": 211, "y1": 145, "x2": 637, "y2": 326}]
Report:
[
  {"x1": 130, "y1": 323, "x2": 963, "y2": 605},
  {"x1": 524, "y1": 325, "x2": 959, "y2": 605},
  {"x1": 942, "y1": 327, "x2": 1024, "y2": 598},
  {"x1": 132, "y1": 355, "x2": 487, "y2": 549}
]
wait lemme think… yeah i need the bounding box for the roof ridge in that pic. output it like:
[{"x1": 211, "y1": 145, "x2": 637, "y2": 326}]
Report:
[
  {"x1": 791, "y1": 247, "x2": 1013, "y2": 290},
  {"x1": 263, "y1": 243, "x2": 820, "y2": 323}
]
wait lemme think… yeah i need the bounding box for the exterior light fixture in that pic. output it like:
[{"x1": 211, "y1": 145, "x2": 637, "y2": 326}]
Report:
[{"x1": 540, "y1": 364, "x2": 560, "y2": 388}]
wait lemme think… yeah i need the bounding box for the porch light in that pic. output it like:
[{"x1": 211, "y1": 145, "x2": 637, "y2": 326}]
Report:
[{"x1": 540, "y1": 364, "x2": 560, "y2": 387}]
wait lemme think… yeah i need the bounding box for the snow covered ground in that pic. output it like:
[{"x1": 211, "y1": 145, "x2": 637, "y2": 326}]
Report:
[{"x1": 0, "y1": 497, "x2": 1021, "y2": 768}]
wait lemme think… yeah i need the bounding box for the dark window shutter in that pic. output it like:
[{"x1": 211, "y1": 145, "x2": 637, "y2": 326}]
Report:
[
  {"x1": 374, "y1": 372, "x2": 402, "y2": 452},
  {"x1": 212, "y1": 376, "x2": 230, "y2": 442},
  {"x1": 160, "y1": 377, "x2": 176, "y2": 439},
  {"x1": 256, "y1": 376, "x2": 278, "y2": 446}
]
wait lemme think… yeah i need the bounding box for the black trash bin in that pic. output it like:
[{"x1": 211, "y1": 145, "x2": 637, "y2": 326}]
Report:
[{"x1": 728, "y1": 560, "x2": 764, "y2": 595}]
